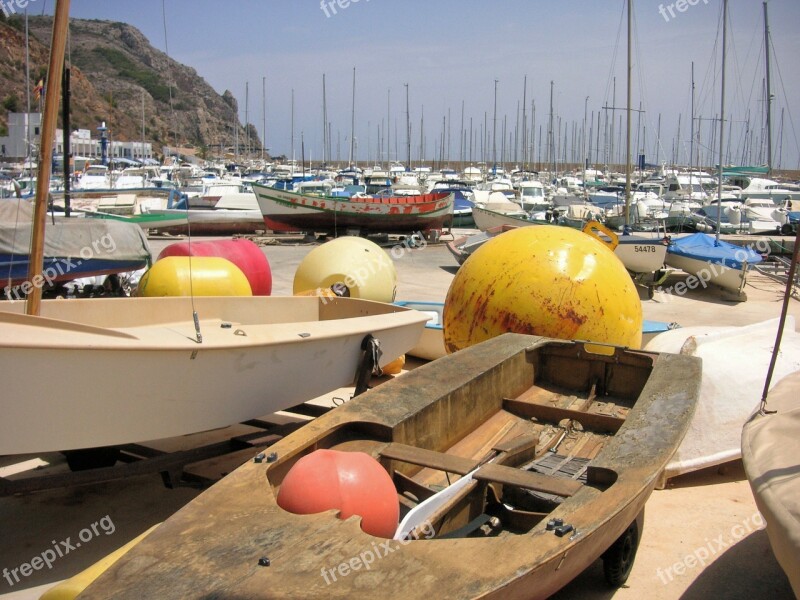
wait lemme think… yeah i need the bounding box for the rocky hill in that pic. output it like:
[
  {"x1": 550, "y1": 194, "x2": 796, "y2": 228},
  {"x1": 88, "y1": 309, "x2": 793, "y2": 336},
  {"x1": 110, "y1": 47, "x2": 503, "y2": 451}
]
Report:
[{"x1": 0, "y1": 13, "x2": 262, "y2": 159}]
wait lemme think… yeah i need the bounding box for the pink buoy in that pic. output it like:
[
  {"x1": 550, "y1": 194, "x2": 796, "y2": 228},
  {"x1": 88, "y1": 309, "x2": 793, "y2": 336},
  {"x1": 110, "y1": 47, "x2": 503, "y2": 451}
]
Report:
[
  {"x1": 276, "y1": 449, "x2": 399, "y2": 538},
  {"x1": 158, "y1": 239, "x2": 272, "y2": 296}
]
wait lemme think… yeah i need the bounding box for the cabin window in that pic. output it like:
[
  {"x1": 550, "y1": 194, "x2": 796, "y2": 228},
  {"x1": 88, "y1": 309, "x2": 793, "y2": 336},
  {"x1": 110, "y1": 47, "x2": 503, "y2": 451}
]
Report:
[{"x1": 669, "y1": 183, "x2": 679, "y2": 191}]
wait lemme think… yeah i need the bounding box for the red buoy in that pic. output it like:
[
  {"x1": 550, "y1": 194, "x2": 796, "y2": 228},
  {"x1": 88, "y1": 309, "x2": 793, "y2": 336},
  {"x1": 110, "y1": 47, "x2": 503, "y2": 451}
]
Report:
[
  {"x1": 276, "y1": 449, "x2": 399, "y2": 539},
  {"x1": 157, "y1": 239, "x2": 272, "y2": 296}
]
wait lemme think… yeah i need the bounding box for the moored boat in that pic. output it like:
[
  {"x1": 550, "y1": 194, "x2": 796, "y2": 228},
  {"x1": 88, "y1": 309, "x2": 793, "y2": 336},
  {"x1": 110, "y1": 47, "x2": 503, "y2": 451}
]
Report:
[
  {"x1": 665, "y1": 232, "x2": 763, "y2": 296},
  {"x1": 645, "y1": 317, "x2": 800, "y2": 480},
  {"x1": 0, "y1": 296, "x2": 428, "y2": 455},
  {"x1": 742, "y1": 371, "x2": 800, "y2": 598},
  {"x1": 449, "y1": 220, "x2": 667, "y2": 275},
  {"x1": 73, "y1": 333, "x2": 700, "y2": 599},
  {"x1": 138, "y1": 207, "x2": 265, "y2": 235},
  {"x1": 472, "y1": 204, "x2": 547, "y2": 231},
  {"x1": 253, "y1": 182, "x2": 454, "y2": 235},
  {"x1": 393, "y1": 300, "x2": 446, "y2": 360},
  {"x1": 1, "y1": 199, "x2": 151, "y2": 291},
  {"x1": 446, "y1": 224, "x2": 517, "y2": 265}
]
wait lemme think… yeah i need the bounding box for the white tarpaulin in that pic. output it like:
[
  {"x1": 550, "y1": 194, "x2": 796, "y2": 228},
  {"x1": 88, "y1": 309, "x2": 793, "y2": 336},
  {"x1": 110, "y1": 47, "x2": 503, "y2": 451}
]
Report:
[{"x1": 645, "y1": 317, "x2": 800, "y2": 480}]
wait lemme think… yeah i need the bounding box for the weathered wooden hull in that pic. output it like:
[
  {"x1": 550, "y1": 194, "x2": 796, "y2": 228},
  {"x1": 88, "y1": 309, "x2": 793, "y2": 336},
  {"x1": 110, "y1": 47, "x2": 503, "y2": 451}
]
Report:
[
  {"x1": 76, "y1": 333, "x2": 699, "y2": 599},
  {"x1": 253, "y1": 183, "x2": 454, "y2": 234},
  {"x1": 144, "y1": 208, "x2": 265, "y2": 236}
]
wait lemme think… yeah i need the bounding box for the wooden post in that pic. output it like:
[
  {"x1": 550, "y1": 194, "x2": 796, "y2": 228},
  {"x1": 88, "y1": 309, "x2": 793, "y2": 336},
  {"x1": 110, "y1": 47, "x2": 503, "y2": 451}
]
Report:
[{"x1": 26, "y1": 0, "x2": 71, "y2": 316}]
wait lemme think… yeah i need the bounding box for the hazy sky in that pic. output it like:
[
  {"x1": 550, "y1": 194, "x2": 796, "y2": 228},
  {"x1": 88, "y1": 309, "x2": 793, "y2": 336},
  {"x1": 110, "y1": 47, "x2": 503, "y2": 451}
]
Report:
[{"x1": 57, "y1": 1, "x2": 800, "y2": 169}]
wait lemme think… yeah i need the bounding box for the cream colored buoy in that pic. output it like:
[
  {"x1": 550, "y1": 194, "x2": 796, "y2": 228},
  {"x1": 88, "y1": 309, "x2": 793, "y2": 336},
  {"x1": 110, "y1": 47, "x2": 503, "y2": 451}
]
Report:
[{"x1": 293, "y1": 236, "x2": 396, "y2": 302}]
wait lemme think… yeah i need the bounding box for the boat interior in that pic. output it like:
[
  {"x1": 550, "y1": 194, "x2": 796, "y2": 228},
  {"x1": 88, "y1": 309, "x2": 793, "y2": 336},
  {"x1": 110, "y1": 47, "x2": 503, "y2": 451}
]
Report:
[{"x1": 268, "y1": 341, "x2": 655, "y2": 541}]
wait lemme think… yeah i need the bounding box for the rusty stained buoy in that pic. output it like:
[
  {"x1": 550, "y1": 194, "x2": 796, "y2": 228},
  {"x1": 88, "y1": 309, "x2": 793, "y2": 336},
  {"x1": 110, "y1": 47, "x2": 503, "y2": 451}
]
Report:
[{"x1": 443, "y1": 226, "x2": 642, "y2": 353}]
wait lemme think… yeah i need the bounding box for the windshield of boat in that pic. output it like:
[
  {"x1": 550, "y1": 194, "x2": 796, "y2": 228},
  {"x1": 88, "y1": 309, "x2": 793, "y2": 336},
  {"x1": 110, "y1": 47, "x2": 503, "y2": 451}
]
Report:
[{"x1": 521, "y1": 186, "x2": 544, "y2": 197}]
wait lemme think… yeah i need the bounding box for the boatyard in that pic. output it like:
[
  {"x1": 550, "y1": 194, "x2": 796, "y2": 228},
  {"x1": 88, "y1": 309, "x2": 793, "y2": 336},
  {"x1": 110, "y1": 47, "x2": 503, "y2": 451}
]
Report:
[
  {"x1": 2, "y1": 0, "x2": 800, "y2": 598},
  {"x1": 0, "y1": 230, "x2": 797, "y2": 599}
]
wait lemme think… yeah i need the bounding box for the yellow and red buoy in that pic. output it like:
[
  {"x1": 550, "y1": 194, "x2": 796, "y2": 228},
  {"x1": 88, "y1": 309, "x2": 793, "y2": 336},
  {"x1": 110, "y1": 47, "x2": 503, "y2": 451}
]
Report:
[{"x1": 444, "y1": 226, "x2": 642, "y2": 352}]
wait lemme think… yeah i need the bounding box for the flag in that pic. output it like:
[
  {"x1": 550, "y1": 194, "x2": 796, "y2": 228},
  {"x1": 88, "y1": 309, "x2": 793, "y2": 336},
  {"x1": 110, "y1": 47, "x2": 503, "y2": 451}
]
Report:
[{"x1": 33, "y1": 79, "x2": 44, "y2": 101}]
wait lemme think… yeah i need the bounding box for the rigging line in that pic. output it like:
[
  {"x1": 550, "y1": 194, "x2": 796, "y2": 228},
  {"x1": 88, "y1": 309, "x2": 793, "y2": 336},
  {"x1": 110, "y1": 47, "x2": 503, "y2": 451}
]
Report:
[
  {"x1": 768, "y1": 36, "x2": 800, "y2": 169},
  {"x1": 185, "y1": 192, "x2": 201, "y2": 343},
  {"x1": 161, "y1": 0, "x2": 177, "y2": 152},
  {"x1": 4, "y1": 196, "x2": 23, "y2": 298},
  {"x1": 161, "y1": 0, "x2": 199, "y2": 342},
  {"x1": 601, "y1": 1, "x2": 627, "y2": 106}
]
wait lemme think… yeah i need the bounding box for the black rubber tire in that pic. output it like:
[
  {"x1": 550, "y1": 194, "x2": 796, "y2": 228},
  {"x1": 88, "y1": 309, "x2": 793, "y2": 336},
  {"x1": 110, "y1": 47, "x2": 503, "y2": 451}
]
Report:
[{"x1": 602, "y1": 516, "x2": 641, "y2": 587}]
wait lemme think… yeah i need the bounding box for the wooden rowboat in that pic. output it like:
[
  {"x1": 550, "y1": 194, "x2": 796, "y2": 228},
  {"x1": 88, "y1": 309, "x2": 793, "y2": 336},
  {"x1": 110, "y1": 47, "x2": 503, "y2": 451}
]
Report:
[
  {"x1": 253, "y1": 182, "x2": 454, "y2": 235},
  {"x1": 76, "y1": 333, "x2": 699, "y2": 599}
]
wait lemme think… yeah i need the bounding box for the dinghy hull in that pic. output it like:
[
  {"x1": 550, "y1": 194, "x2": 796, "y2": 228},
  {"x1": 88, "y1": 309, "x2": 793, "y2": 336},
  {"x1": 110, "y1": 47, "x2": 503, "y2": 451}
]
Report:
[{"x1": 75, "y1": 333, "x2": 700, "y2": 599}]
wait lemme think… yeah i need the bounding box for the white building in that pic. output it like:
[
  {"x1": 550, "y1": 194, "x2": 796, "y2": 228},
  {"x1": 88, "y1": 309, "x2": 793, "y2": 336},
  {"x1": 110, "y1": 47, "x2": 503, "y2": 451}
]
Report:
[
  {"x1": 0, "y1": 112, "x2": 41, "y2": 158},
  {"x1": 1, "y1": 113, "x2": 153, "y2": 162}
]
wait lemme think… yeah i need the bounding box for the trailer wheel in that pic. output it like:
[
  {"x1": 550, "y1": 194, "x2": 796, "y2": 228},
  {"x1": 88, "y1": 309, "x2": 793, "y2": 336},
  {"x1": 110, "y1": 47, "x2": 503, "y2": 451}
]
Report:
[{"x1": 602, "y1": 512, "x2": 643, "y2": 587}]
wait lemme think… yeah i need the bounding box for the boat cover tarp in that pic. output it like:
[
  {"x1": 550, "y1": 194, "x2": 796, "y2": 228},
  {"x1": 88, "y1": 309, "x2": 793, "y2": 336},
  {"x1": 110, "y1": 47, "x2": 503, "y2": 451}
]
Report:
[
  {"x1": 645, "y1": 317, "x2": 800, "y2": 480},
  {"x1": 0, "y1": 199, "x2": 152, "y2": 263},
  {"x1": 742, "y1": 371, "x2": 800, "y2": 597},
  {"x1": 668, "y1": 232, "x2": 763, "y2": 270}
]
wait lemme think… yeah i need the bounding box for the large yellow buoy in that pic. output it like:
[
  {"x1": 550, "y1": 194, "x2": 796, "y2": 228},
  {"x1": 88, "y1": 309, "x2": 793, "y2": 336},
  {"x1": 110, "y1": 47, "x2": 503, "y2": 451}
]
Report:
[
  {"x1": 444, "y1": 226, "x2": 642, "y2": 352},
  {"x1": 293, "y1": 236, "x2": 397, "y2": 302},
  {"x1": 137, "y1": 256, "x2": 252, "y2": 297}
]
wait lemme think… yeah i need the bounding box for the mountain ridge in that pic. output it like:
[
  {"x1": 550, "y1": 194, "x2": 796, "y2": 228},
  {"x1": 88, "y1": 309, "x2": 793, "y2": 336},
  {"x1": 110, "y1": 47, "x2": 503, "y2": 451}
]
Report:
[{"x1": 0, "y1": 14, "x2": 263, "y2": 160}]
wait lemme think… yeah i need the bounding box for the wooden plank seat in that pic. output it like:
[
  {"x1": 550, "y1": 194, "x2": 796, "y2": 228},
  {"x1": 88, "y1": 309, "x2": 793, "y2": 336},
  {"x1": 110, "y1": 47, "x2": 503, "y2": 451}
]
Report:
[
  {"x1": 472, "y1": 463, "x2": 584, "y2": 498},
  {"x1": 380, "y1": 443, "x2": 477, "y2": 475},
  {"x1": 504, "y1": 398, "x2": 625, "y2": 434},
  {"x1": 379, "y1": 435, "x2": 584, "y2": 499}
]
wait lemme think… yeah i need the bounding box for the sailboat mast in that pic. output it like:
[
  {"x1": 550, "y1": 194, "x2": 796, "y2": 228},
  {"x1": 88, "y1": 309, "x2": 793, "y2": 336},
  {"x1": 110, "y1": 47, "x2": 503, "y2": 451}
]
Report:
[
  {"x1": 405, "y1": 83, "x2": 411, "y2": 168},
  {"x1": 322, "y1": 74, "x2": 327, "y2": 166},
  {"x1": 25, "y1": 9, "x2": 31, "y2": 174},
  {"x1": 349, "y1": 67, "x2": 356, "y2": 167},
  {"x1": 521, "y1": 76, "x2": 527, "y2": 172},
  {"x1": 27, "y1": 0, "x2": 71, "y2": 316},
  {"x1": 716, "y1": 0, "x2": 728, "y2": 244},
  {"x1": 624, "y1": 0, "x2": 632, "y2": 230},
  {"x1": 290, "y1": 88, "x2": 294, "y2": 170},
  {"x1": 690, "y1": 61, "x2": 695, "y2": 190},
  {"x1": 763, "y1": 1, "x2": 772, "y2": 174},
  {"x1": 492, "y1": 79, "x2": 498, "y2": 170},
  {"x1": 262, "y1": 75, "x2": 266, "y2": 161}
]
